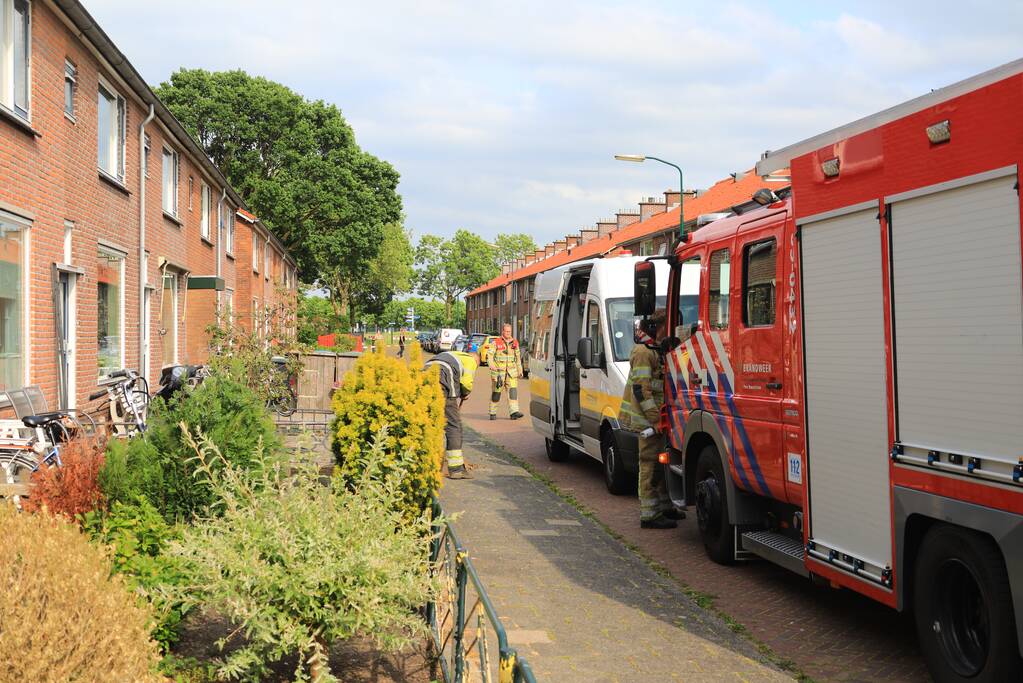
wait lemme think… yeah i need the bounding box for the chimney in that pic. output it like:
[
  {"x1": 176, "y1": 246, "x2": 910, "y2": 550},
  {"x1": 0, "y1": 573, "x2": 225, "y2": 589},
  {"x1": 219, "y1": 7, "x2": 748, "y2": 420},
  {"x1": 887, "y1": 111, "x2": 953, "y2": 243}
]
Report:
[
  {"x1": 534, "y1": 249, "x2": 546, "y2": 261},
  {"x1": 683, "y1": 189, "x2": 698, "y2": 201},
  {"x1": 566, "y1": 234, "x2": 580, "y2": 249},
  {"x1": 639, "y1": 196, "x2": 667, "y2": 222},
  {"x1": 525, "y1": 253, "x2": 536, "y2": 264},
  {"x1": 501, "y1": 262, "x2": 511, "y2": 275},
  {"x1": 663, "y1": 189, "x2": 681, "y2": 207},
  {"x1": 616, "y1": 211, "x2": 640, "y2": 230},
  {"x1": 579, "y1": 228, "x2": 598, "y2": 244},
  {"x1": 545, "y1": 244, "x2": 555, "y2": 257},
  {"x1": 596, "y1": 219, "x2": 616, "y2": 238},
  {"x1": 554, "y1": 239, "x2": 567, "y2": 253}
]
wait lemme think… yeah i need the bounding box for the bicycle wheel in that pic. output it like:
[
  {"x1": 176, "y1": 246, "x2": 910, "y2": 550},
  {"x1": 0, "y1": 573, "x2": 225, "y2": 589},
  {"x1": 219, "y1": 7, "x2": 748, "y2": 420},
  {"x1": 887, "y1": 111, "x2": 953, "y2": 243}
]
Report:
[{"x1": 1, "y1": 449, "x2": 36, "y2": 509}]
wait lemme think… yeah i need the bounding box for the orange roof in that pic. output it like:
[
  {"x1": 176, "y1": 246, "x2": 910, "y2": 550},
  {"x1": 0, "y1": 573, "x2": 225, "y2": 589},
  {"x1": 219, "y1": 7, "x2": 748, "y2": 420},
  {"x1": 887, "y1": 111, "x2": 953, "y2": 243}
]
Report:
[{"x1": 468, "y1": 170, "x2": 780, "y2": 295}]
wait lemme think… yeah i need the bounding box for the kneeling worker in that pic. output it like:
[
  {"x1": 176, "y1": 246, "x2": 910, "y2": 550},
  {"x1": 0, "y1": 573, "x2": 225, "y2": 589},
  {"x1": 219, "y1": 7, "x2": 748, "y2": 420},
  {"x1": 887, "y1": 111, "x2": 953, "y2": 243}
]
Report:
[
  {"x1": 619, "y1": 310, "x2": 681, "y2": 529},
  {"x1": 425, "y1": 348, "x2": 480, "y2": 479}
]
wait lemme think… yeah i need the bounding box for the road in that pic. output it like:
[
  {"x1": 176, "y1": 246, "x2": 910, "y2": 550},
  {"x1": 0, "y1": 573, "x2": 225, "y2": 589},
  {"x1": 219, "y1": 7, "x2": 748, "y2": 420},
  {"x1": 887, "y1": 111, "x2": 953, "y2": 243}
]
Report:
[{"x1": 458, "y1": 363, "x2": 929, "y2": 683}]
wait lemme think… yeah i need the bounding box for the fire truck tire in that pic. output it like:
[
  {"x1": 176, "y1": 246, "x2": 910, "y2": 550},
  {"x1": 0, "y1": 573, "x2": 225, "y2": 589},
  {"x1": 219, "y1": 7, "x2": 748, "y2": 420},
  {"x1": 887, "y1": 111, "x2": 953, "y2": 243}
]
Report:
[
  {"x1": 601, "y1": 430, "x2": 633, "y2": 495},
  {"x1": 545, "y1": 438, "x2": 570, "y2": 463},
  {"x1": 694, "y1": 445, "x2": 735, "y2": 565},
  {"x1": 913, "y1": 525, "x2": 1021, "y2": 683}
]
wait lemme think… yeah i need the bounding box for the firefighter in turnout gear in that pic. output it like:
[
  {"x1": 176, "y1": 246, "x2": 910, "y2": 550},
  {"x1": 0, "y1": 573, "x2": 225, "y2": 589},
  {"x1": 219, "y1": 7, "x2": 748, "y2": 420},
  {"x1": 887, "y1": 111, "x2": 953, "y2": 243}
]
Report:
[
  {"x1": 488, "y1": 323, "x2": 524, "y2": 420},
  {"x1": 619, "y1": 309, "x2": 681, "y2": 528},
  {"x1": 424, "y1": 350, "x2": 479, "y2": 479}
]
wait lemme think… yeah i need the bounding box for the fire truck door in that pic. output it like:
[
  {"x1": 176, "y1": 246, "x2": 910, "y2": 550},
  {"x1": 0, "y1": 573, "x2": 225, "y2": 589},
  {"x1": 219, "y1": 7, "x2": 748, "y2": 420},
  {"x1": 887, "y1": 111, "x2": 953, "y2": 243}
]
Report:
[{"x1": 728, "y1": 214, "x2": 786, "y2": 498}]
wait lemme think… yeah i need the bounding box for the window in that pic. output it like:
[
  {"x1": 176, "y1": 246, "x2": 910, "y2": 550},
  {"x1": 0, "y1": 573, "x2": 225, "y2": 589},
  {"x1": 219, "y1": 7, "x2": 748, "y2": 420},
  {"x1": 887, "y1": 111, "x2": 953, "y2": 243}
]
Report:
[
  {"x1": 162, "y1": 149, "x2": 178, "y2": 215},
  {"x1": 142, "y1": 134, "x2": 150, "y2": 177},
  {"x1": 98, "y1": 81, "x2": 126, "y2": 181},
  {"x1": 252, "y1": 232, "x2": 259, "y2": 271},
  {"x1": 606, "y1": 296, "x2": 666, "y2": 361},
  {"x1": 743, "y1": 239, "x2": 777, "y2": 327},
  {"x1": 709, "y1": 248, "x2": 730, "y2": 329},
  {"x1": 264, "y1": 242, "x2": 270, "y2": 278},
  {"x1": 63, "y1": 59, "x2": 76, "y2": 117},
  {"x1": 223, "y1": 288, "x2": 234, "y2": 322},
  {"x1": 640, "y1": 239, "x2": 654, "y2": 256},
  {"x1": 586, "y1": 301, "x2": 603, "y2": 358},
  {"x1": 200, "y1": 183, "x2": 210, "y2": 240},
  {"x1": 676, "y1": 256, "x2": 700, "y2": 332},
  {"x1": 0, "y1": 211, "x2": 26, "y2": 389},
  {"x1": 224, "y1": 204, "x2": 235, "y2": 253},
  {"x1": 187, "y1": 176, "x2": 193, "y2": 211},
  {"x1": 97, "y1": 248, "x2": 124, "y2": 379},
  {"x1": 0, "y1": 0, "x2": 30, "y2": 119},
  {"x1": 251, "y1": 297, "x2": 258, "y2": 333},
  {"x1": 161, "y1": 273, "x2": 177, "y2": 365}
]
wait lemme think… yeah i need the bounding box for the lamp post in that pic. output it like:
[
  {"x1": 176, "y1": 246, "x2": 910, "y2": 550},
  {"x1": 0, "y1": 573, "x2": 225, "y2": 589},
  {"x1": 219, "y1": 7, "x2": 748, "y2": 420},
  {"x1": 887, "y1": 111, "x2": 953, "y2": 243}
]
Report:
[{"x1": 614, "y1": 154, "x2": 686, "y2": 238}]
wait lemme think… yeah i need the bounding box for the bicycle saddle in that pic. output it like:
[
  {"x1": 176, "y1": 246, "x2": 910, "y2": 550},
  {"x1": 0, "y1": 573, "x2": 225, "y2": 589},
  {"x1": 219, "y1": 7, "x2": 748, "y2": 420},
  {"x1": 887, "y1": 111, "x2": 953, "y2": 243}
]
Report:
[{"x1": 22, "y1": 412, "x2": 67, "y2": 428}]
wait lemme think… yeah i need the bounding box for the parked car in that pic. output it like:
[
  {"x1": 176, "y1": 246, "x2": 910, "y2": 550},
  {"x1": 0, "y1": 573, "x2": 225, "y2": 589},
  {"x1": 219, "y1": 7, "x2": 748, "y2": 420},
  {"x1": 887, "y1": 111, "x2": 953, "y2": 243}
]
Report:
[
  {"x1": 424, "y1": 332, "x2": 440, "y2": 353},
  {"x1": 478, "y1": 334, "x2": 499, "y2": 365},
  {"x1": 437, "y1": 328, "x2": 463, "y2": 352},
  {"x1": 468, "y1": 332, "x2": 488, "y2": 354},
  {"x1": 452, "y1": 334, "x2": 470, "y2": 352}
]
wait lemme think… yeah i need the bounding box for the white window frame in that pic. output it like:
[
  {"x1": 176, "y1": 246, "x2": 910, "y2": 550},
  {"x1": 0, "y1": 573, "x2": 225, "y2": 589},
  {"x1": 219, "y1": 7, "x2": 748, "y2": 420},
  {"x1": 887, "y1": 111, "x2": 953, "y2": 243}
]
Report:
[
  {"x1": 162, "y1": 148, "x2": 179, "y2": 216},
  {"x1": 251, "y1": 230, "x2": 260, "y2": 272},
  {"x1": 264, "y1": 242, "x2": 270, "y2": 281},
  {"x1": 224, "y1": 205, "x2": 235, "y2": 255},
  {"x1": 97, "y1": 245, "x2": 126, "y2": 382},
  {"x1": 161, "y1": 272, "x2": 179, "y2": 365},
  {"x1": 97, "y1": 77, "x2": 126, "y2": 182},
  {"x1": 223, "y1": 288, "x2": 234, "y2": 323},
  {"x1": 0, "y1": 210, "x2": 30, "y2": 389},
  {"x1": 142, "y1": 133, "x2": 150, "y2": 178},
  {"x1": 0, "y1": 0, "x2": 31, "y2": 121},
  {"x1": 200, "y1": 183, "x2": 211, "y2": 240},
  {"x1": 63, "y1": 58, "x2": 76, "y2": 119}
]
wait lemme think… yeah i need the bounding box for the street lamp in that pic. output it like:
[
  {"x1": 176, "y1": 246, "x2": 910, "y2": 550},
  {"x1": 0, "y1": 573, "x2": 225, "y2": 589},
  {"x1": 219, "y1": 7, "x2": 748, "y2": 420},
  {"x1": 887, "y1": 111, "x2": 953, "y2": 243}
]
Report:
[{"x1": 614, "y1": 154, "x2": 686, "y2": 238}]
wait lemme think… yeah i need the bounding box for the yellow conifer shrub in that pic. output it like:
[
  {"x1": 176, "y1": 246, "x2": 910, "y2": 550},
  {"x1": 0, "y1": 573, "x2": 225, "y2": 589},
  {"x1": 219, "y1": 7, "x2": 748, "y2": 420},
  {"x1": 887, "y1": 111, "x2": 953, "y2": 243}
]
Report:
[
  {"x1": 0, "y1": 505, "x2": 163, "y2": 682},
  {"x1": 332, "y1": 342, "x2": 445, "y2": 519}
]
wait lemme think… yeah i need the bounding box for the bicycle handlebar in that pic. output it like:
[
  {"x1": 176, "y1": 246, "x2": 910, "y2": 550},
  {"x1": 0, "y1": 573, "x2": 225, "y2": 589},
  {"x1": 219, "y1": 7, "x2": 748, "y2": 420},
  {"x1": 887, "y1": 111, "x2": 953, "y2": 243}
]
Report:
[
  {"x1": 107, "y1": 369, "x2": 128, "y2": 378},
  {"x1": 88, "y1": 389, "x2": 107, "y2": 401}
]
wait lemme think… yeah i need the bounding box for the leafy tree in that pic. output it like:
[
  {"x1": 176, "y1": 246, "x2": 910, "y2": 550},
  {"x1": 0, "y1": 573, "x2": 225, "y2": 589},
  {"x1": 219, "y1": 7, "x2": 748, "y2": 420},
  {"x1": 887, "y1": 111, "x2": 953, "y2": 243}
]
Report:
[
  {"x1": 494, "y1": 232, "x2": 538, "y2": 266},
  {"x1": 415, "y1": 230, "x2": 498, "y2": 321},
  {"x1": 297, "y1": 292, "x2": 346, "y2": 345},
  {"x1": 349, "y1": 222, "x2": 414, "y2": 324},
  {"x1": 154, "y1": 69, "x2": 402, "y2": 319}
]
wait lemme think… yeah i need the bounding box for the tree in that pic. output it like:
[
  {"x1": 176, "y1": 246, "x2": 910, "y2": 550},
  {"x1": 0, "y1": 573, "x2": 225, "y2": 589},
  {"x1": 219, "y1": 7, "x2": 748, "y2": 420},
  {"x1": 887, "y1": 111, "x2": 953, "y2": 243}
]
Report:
[
  {"x1": 376, "y1": 297, "x2": 449, "y2": 330},
  {"x1": 296, "y1": 292, "x2": 345, "y2": 344},
  {"x1": 154, "y1": 69, "x2": 402, "y2": 320},
  {"x1": 493, "y1": 233, "x2": 538, "y2": 267},
  {"x1": 349, "y1": 223, "x2": 414, "y2": 324},
  {"x1": 415, "y1": 230, "x2": 498, "y2": 321}
]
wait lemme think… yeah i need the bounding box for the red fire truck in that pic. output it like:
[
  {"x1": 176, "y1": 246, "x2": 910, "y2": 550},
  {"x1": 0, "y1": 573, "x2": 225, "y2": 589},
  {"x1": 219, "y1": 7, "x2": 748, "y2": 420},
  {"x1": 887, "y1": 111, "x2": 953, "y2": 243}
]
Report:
[{"x1": 634, "y1": 59, "x2": 1023, "y2": 681}]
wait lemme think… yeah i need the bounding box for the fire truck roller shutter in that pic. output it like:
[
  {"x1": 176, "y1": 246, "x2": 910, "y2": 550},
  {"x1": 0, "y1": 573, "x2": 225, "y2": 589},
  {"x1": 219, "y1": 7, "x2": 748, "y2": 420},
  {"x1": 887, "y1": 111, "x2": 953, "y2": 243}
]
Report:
[
  {"x1": 800, "y1": 205, "x2": 892, "y2": 576},
  {"x1": 888, "y1": 168, "x2": 1022, "y2": 467}
]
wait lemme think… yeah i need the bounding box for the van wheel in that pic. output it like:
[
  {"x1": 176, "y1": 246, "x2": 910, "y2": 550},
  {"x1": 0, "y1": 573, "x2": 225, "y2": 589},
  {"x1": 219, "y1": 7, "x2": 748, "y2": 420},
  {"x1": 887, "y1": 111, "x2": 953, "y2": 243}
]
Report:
[
  {"x1": 914, "y1": 525, "x2": 1020, "y2": 683},
  {"x1": 545, "y1": 438, "x2": 570, "y2": 462},
  {"x1": 601, "y1": 431, "x2": 633, "y2": 495},
  {"x1": 694, "y1": 445, "x2": 735, "y2": 564}
]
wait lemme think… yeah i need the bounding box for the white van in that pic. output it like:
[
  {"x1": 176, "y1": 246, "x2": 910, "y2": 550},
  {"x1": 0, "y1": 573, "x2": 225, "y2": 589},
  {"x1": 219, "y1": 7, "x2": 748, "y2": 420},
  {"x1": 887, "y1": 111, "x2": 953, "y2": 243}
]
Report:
[
  {"x1": 529, "y1": 255, "x2": 695, "y2": 493},
  {"x1": 437, "y1": 328, "x2": 463, "y2": 352}
]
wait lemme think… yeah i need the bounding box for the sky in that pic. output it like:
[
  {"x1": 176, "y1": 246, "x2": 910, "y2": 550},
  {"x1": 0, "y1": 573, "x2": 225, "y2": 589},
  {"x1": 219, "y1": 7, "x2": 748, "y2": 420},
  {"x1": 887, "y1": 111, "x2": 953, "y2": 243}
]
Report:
[{"x1": 87, "y1": 1, "x2": 1022, "y2": 246}]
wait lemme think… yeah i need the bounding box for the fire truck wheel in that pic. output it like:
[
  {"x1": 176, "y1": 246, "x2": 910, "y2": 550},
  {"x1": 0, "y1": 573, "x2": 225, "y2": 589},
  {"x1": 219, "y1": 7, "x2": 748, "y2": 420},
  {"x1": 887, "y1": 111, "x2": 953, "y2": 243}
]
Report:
[
  {"x1": 694, "y1": 445, "x2": 735, "y2": 565},
  {"x1": 914, "y1": 525, "x2": 1020, "y2": 683},
  {"x1": 545, "y1": 438, "x2": 570, "y2": 462},
  {"x1": 601, "y1": 431, "x2": 633, "y2": 495}
]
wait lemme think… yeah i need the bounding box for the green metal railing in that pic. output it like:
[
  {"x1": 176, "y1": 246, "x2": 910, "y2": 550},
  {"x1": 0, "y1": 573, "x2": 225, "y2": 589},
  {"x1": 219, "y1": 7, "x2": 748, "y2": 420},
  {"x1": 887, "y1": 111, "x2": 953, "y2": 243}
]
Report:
[{"x1": 428, "y1": 500, "x2": 538, "y2": 683}]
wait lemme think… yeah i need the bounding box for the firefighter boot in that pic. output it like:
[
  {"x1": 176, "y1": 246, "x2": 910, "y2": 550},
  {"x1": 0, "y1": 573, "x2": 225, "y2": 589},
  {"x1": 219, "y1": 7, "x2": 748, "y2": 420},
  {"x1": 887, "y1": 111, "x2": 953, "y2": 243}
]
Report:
[{"x1": 507, "y1": 376, "x2": 522, "y2": 418}]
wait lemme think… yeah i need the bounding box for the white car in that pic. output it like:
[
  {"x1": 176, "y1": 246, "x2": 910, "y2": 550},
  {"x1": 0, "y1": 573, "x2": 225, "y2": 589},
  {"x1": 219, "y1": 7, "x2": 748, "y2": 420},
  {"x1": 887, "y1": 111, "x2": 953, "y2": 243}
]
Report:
[{"x1": 437, "y1": 328, "x2": 463, "y2": 352}]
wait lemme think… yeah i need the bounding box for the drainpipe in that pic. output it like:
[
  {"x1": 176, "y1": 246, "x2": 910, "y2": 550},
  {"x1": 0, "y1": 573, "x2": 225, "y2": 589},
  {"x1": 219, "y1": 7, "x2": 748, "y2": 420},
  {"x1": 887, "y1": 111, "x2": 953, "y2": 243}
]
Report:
[{"x1": 139, "y1": 103, "x2": 155, "y2": 379}]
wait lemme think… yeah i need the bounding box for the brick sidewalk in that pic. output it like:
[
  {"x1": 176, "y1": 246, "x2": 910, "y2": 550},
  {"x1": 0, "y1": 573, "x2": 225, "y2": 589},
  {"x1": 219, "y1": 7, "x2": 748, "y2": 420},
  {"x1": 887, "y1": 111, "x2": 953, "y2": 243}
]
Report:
[
  {"x1": 440, "y1": 430, "x2": 793, "y2": 682},
  {"x1": 459, "y1": 367, "x2": 928, "y2": 683}
]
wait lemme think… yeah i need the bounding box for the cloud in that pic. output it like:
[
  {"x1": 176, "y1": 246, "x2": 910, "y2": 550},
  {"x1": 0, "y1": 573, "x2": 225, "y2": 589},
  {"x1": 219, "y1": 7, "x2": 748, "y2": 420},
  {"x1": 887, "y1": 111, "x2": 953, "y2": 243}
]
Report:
[{"x1": 85, "y1": 0, "x2": 1023, "y2": 245}]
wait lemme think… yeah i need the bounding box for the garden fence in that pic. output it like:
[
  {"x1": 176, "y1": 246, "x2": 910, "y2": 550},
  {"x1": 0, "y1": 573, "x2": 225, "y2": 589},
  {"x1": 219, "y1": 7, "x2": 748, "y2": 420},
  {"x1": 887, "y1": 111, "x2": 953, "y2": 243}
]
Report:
[{"x1": 428, "y1": 500, "x2": 538, "y2": 683}]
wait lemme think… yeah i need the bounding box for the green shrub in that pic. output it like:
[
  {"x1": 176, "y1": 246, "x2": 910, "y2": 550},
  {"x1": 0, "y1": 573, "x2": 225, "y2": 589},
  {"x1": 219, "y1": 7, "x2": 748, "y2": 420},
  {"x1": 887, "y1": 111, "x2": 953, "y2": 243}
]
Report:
[
  {"x1": 0, "y1": 505, "x2": 163, "y2": 682},
  {"x1": 331, "y1": 343, "x2": 444, "y2": 521},
  {"x1": 168, "y1": 428, "x2": 436, "y2": 682},
  {"x1": 82, "y1": 499, "x2": 192, "y2": 650},
  {"x1": 99, "y1": 374, "x2": 279, "y2": 522}
]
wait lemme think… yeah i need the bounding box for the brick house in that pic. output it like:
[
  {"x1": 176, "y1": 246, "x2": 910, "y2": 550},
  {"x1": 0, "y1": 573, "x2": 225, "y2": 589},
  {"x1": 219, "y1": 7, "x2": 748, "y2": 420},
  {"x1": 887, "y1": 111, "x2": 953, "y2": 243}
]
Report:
[
  {"x1": 466, "y1": 172, "x2": 787, "y2": 344},
  {"x1": 0, "y1": 0, "x2": 296, "y2": 409}
]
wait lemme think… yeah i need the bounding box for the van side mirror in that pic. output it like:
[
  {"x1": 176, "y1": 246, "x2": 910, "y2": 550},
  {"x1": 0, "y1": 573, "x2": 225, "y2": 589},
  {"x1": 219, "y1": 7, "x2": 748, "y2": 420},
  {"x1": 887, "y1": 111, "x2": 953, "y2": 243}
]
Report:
[
  {"x1": 577, "y1": 337, "x2": 602, "y2": 369},
  {"x1": 634, "y1": 261, "x2": 657, "y2": 316}
]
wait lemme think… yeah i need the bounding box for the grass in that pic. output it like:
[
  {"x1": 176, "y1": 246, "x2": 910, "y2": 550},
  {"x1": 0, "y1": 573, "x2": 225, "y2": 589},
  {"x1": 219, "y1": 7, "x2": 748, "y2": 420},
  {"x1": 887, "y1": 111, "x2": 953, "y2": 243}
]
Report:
[{"x1": 464, "y1": 427, "x2": 816, "y2": 683}]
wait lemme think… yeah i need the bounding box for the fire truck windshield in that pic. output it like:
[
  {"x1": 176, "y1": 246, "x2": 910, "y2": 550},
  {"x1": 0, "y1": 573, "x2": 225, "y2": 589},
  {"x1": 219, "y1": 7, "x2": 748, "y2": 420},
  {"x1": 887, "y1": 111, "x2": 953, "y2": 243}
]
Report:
[{"x1": 606, "y1": 297, "x2": 667, "y2": 361}]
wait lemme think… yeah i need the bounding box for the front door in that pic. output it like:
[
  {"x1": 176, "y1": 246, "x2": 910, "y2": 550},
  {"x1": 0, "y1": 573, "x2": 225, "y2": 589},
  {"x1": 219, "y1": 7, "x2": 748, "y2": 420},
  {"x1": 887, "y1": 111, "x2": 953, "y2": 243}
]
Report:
[
  {"x1": 57, "y1": 271, "x2": 76, "y2": 409},
  {"x1": 728, "y1": 213, "x2": 786, "y2": 499},
  {"x1": 578, "y1": 297, "x2": 606, "y2": 454}
]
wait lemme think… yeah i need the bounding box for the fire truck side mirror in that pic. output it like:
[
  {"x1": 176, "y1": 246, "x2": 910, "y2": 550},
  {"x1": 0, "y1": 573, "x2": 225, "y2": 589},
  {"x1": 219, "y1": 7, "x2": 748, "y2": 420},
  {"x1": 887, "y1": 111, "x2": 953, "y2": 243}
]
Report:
[{"x1": 634, "y1": 261, "x2": 657, "y2": 316}]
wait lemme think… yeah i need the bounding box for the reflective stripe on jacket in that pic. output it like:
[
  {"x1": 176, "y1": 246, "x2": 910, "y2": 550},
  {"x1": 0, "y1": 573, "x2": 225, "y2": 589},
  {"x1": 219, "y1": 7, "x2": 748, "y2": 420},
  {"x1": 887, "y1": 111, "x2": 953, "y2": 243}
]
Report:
[
  {"x1": 487, "y1": 337, "x2": 522, "y2": 379},
  {"x1": 425, "y1": 351, "x2": 478, "y2": 397},
  {"x1": 619, "y1": 343, "x2": 663, "y2": 430}
]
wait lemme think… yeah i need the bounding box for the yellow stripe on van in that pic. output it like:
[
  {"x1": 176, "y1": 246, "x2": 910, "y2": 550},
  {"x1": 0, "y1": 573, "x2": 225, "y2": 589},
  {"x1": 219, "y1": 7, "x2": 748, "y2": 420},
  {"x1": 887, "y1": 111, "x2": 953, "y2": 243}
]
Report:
[
  {"x1": 530, "y1": 377, "x2": 551, "y2": 401},
  {"x1": 580, "y1": 388, "x2": 623, "y2": 422}
]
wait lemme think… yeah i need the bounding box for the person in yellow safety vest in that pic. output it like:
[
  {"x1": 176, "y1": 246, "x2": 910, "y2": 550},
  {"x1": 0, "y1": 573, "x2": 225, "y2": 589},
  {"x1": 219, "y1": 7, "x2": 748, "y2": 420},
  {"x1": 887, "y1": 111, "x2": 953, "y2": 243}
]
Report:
[
  {"x1": 424, "y1": 349, "x2": 480, "y2": 479},
  {"x1": 487, "y1": 323, "x2": 524, "y2": 421},
  {"x1": 619, "y1": 309, "x2": 683, "y2": 529}
]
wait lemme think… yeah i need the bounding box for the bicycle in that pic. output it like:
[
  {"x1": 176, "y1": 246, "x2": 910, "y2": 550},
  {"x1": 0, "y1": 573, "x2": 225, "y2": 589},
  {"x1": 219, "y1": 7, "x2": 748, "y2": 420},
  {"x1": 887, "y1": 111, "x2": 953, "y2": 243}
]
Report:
[{"x1": 89, "y1": 369, "x2": 150, "y2": 437}]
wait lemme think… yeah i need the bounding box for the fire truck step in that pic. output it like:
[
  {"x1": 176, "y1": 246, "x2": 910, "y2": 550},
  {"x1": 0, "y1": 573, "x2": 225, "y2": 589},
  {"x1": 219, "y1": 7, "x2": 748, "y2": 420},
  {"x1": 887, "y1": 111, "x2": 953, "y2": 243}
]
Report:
[{"x1": 740, "y1": 530, "x2": 809, "y2": 577}]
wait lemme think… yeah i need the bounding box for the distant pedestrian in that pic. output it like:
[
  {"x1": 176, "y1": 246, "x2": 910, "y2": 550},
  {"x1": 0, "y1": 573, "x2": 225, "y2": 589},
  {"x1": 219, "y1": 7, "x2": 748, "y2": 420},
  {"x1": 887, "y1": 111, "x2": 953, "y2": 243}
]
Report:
[
  {"x1": 488, "y1": 323, "x2": 524, "y2": 420},
  {"x1": 398, "y1": 334, "x2": 406, "y2": 358}
]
